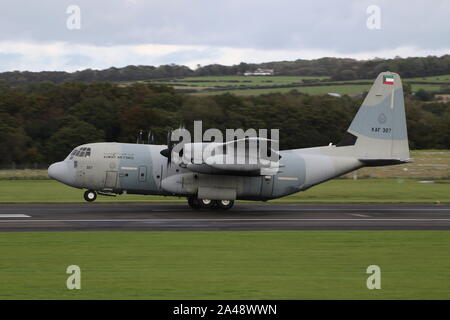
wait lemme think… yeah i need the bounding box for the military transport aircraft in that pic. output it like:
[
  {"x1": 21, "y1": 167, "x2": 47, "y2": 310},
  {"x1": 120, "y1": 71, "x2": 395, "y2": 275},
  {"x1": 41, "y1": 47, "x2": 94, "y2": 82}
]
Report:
[{"x1": 48, "y1": 72, "x2": 410, "y2": 210}]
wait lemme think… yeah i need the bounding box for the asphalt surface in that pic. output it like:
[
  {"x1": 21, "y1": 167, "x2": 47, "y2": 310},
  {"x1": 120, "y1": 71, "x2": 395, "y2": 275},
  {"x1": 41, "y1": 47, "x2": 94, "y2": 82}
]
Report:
[{"x1": 1, "y1": 203, "x2": 450, "y2": 231}]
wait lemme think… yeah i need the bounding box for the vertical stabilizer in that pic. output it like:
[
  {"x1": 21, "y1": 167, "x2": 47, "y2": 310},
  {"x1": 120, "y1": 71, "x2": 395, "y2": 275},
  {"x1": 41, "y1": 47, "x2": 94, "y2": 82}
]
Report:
[{"x1": 341, "y1": 72, "x2": 410, "y2": 161}]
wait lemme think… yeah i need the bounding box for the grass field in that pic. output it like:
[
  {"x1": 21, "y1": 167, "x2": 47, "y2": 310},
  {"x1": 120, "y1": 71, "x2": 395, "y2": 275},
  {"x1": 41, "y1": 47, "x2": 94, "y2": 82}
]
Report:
[
  {"x1": 162, "y1": 75, "x2": 330, "y2": 88},
  {"x1": 196, "y1": 84, "x2": 371, "y2": 96},
  {"x1": 150, "y1": 74, "x2": 450, "y2": 96},
  {"x1": 406, "y1": 75, "x2": 450, "y2": 82},
  {"x1": 0, "y1": 231, "x2": 449, "y2": 299},
  {"x1": 346, "y1": 150, "x2": 450, "y2": 179},
  {"x1": 410, "y1": 84, "x2": 446, "y2": 92},
  {"x1": 0, "y1": 178, "x2": 448, "y2": 203}
]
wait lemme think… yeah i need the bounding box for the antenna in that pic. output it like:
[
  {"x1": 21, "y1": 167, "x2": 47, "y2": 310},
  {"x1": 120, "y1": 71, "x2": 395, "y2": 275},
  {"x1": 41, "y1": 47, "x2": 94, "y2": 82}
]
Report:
[
  {"x1": 147, "y1": 130, "x2": 151, "y2": 144},
  {"x1": 136, "y1": 129, "x2": 143, "y2": 144},
  {"x1": 147, "y1": 130, "x2": 155, "y2": 144}
]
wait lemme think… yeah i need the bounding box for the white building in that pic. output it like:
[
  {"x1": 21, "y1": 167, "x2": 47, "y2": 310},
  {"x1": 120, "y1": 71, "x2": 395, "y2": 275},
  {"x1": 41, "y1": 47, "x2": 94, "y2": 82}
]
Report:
[
  {"x1": 244, "y1": 68, "x2": 274, "y2": 76},
  {"x1": 327, "y1": 93, "x2": 341, "y2": 97}
]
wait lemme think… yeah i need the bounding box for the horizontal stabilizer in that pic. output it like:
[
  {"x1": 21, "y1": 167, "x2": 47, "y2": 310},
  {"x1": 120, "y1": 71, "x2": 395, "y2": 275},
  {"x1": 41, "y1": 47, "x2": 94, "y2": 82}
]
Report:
[{"x1": 359, "y1": 158, "x2": 413, "y2": 167}]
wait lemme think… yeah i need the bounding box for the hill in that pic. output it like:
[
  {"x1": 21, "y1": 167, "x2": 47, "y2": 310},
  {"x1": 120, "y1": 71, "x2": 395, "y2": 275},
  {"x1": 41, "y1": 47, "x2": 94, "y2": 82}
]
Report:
[{"x1": 1, "y1": 55, "x2": 450, "y2": 86}]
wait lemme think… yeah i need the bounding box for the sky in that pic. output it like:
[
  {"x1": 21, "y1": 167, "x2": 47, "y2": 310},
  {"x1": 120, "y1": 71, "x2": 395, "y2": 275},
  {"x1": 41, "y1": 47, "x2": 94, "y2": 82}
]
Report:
[{"x1": 0, "y1": 0, "x2": 449, "y2": 72}]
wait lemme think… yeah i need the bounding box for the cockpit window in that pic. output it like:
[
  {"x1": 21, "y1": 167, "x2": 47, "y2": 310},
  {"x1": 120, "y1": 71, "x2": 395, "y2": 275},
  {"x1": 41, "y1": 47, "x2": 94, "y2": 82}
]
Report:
[{"x1": 69, "y1": 147, "x2": 92, "y2": 159}]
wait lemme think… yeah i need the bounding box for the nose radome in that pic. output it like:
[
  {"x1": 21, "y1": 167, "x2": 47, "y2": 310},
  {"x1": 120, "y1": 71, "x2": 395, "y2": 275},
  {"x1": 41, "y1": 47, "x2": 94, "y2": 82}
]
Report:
[
  {"x1": 48, "y1": 162, "x2": 63, "y2": 180},
  {"x1": 48, "y1": 161, "x2": 75, "y2": 186}
]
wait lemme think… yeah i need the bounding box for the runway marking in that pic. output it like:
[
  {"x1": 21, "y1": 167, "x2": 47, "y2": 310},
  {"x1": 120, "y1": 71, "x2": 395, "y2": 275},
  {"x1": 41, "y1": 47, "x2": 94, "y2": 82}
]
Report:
[
  {"x1": 349, "y1": 213, "x2": 371, "y2": 218},
  {"x1": 0, "y1": 214, "x2": 30, "y2": 218},
  {"x1": 1, "y1": 218, "x2": 450, "y2": 222},
  {"x1": 6, "y1": 208, "x2": 450, "y2": 214},
  {"x1": 264, "y1": 208, "x2": 450, "y2": 212}
]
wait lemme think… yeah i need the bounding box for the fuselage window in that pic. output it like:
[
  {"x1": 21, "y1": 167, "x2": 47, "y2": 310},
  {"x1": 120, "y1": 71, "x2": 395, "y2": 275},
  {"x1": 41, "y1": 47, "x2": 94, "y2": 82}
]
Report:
[{"x1": 86, "y1": 148, "x2": 91, "y2": 157}]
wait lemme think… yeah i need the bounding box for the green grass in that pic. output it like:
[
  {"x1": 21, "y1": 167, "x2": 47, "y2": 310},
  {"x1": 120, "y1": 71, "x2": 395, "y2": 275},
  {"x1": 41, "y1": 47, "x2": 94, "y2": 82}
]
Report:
[
  {"x1": 0, "y1": 169, "x2": 49, "y2": 180},
  {"x1": 148, "y1": 74, "x2": 450, "y2": 96},
  {"x1": 0, "y1": 179, "x2": 448, "y2": 203},
  {"x1": 280, "y1": 179, "x2": 449, "y2": 203},
  {"x1": 349, "y1": 150, "x2": 450, "y2": 179},
  {"x1": 194, "y1": 82, "x2": 446, "y2": 96},
  {"x1": 195, "y1": 84, "x2": 371, "y2": 96},
  {"x1": 154, "y1": 75, "x2": 329, "y2": 91},
  {"x1": 405, "y1": 74, "x2": 450, "y2": 82},
  {"x1": 172, "y1": 75, "x2": 330, "y2": 86},
  {"x1": 410, "y1": 84, "x2": 447, "y2": 92},
  {"x1": 1, "y1": 231, "x2": 450, "y2": 299}
]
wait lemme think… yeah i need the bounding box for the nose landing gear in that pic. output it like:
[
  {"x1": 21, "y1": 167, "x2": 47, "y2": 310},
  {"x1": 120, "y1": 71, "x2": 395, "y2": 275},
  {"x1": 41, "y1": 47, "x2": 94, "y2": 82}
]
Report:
[
  {"x1": 187, "y1": 197, "x2": 234, "y2": 210},
  {"x1": 84, "y1": 190, "x2": 97, "y2": 202}
]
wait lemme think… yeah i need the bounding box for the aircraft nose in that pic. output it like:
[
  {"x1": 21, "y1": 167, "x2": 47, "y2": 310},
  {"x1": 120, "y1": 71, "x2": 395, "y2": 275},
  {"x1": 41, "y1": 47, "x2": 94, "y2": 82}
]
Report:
[{"x1": 48, "y1": 161, "x2": 75, "y2": 186}]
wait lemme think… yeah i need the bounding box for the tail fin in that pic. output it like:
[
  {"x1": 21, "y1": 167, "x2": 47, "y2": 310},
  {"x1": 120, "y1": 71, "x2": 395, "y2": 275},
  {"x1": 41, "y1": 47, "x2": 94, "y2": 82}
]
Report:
[{"x1": 338, "y1": 72, "x2": 410, "y2": 164}]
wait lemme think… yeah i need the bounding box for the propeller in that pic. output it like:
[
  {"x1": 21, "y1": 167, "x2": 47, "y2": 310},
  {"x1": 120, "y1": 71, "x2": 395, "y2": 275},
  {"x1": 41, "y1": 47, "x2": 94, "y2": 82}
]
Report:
[
  {"x1": 160, "y1": 129, "x2": 175, "y2": 165},
  {"x1": 160, "y1": 125, "x2": 185, "y2": 166}
]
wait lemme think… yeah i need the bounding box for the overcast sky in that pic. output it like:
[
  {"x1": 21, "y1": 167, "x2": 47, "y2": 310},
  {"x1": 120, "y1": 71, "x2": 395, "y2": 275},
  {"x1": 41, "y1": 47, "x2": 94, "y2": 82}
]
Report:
[{"x1": 0, "y1": 0, "x2": 449, "y2": 72}]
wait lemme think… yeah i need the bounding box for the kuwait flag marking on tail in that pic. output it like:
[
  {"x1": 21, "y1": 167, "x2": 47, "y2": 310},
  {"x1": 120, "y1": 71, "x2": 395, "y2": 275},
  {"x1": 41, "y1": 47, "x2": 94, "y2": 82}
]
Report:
[{"x1": 383, "y1": 74, "x2": 395, "y2": 85}]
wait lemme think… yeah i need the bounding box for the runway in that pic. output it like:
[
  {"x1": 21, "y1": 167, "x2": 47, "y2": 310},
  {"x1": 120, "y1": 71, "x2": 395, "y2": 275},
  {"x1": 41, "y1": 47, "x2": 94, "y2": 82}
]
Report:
[{"x1": 1, "y1": 203, "x2": 450, "y2": 231}]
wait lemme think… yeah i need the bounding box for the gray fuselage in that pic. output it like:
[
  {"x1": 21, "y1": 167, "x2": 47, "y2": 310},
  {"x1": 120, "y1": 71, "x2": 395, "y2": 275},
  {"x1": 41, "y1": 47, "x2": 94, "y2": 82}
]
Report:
[{"x1": 48, "y1": 142, "x2": 363, "y2": 201}]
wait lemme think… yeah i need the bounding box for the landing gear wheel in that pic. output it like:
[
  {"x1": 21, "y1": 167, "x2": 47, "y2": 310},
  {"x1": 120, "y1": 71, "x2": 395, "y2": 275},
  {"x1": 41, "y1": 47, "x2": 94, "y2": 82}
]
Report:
[
  {"x1": 199, "y1": 199, "x2": 214, "y2": 209},
  {"x1": 187, "y1": 197, "x2": 201, "y2": 209},
  {"x1": 84, "y1": 190, "x2": 97, "y2": 202},
  {"x1": 217, "y1": 199, "x2": 234, "y2": 210}
]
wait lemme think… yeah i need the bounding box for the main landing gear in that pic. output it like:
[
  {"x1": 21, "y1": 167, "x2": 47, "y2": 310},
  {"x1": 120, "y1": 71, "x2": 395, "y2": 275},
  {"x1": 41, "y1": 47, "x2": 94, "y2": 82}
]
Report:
[
  {"x1": 187, "y1": 197, "x2": 234, "y2": 210},
  {"x1": 84, "y1": 190, "x2": 97, "y2": 202}
]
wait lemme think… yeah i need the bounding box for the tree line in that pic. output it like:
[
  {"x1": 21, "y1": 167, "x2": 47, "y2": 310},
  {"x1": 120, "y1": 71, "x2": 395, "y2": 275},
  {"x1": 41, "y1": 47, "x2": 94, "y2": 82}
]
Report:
[
  {"x1": 1, "y1": 55, "x2": 450, "y2": 85},
  {"x1": 0, "y1": 81, "x2": 448, "y2": 167}
]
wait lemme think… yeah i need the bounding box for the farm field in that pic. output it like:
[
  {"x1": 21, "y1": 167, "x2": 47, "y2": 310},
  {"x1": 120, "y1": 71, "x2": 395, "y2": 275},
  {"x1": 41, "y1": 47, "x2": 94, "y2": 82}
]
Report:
[
  {"x1": 195, "y1": 84, "x2": 371, "y2": 96},
  {"x1": 148, "y1": 74, "x2": 450, "y2": 96}
]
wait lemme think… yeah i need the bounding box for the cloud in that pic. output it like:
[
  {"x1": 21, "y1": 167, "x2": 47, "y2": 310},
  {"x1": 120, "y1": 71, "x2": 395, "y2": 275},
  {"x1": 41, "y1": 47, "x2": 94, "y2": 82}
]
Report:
[
  {"x1": 0, "y1": 41, "x2": 448, "y2": 72},
  {"x1": 0, "y1": 0, "x2": 448, "y2": 71}
]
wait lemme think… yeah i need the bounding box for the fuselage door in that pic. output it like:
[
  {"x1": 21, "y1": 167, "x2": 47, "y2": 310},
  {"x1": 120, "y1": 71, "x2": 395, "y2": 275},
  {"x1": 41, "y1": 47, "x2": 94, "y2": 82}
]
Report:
[
  {"x1": 260, "y1": 175, "x2": 274, "y2": 199},
  {"x1": 104, "y1": 171, "x2": 118, "y2": 189}
]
